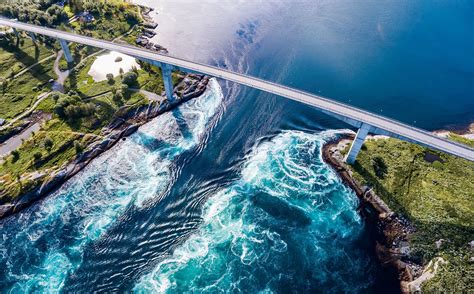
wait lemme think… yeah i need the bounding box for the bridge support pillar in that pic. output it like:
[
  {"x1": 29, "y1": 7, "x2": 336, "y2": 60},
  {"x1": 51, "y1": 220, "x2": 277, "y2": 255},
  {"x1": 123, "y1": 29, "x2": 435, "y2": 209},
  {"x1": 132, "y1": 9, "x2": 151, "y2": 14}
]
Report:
[
  {"x1": 345, "y1": 123, "x2": 371, "y2": 164},
  {"x1": 58, "y1": 39, "x2": 73, "y2": 63},
  {"x1": 161, "y1": 63, "x2": 174, "y2": 102},
  {"x1": 28, "y1": 31, "x2": 36, "y2": 42}
]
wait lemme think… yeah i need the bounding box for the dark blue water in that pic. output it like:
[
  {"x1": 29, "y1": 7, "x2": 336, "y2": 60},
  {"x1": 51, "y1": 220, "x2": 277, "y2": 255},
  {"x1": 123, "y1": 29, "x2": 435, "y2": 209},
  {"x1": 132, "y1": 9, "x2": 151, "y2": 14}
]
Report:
[{"x1": 0, "y1": 1, "x2": 473, "y2": 292}]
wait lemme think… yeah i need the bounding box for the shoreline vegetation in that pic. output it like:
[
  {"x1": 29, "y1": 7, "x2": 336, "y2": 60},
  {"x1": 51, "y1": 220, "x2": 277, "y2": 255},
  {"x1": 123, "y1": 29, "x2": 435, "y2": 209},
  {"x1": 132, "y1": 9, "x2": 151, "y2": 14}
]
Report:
[
  {"x1": 322, "y1": 123, "x2": 474, "y2": 293},
  {"x1": 0, "y1": 0, "x2": 210, "y2": 218},
  {"x1": 0, "y1": 1, "x2": 472, "y2": 293}
]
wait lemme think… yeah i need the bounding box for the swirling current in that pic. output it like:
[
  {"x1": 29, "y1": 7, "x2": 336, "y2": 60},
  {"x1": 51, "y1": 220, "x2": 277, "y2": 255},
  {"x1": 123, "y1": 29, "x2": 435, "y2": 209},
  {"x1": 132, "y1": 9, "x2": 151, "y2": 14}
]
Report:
[
  {"x1": 3, "y1": 0, "x2": 470, "y2": 292},
  {"x1": 133, "y1": 131, "x2": 376, "y2": 293},
  {"x1": 0, "y1": 80, "x2": 224, "y2": 292}
]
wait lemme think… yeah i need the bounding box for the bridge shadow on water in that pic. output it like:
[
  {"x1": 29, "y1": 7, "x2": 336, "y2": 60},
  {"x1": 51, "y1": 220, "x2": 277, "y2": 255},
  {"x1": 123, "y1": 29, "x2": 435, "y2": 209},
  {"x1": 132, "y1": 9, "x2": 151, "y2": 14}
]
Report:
[{"x1": 129, "y1": 107, "x2": 193, "y2": 159}]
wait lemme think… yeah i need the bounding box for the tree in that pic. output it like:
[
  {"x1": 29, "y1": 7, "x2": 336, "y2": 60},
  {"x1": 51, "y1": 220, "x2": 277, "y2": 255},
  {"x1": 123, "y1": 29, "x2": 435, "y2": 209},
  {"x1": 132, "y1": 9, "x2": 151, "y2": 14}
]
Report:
[
  {"x1": 11, "y1": 150, "x2": 20, "y2": 163},
  {"x1": 33, "y1": 152, "x2": 42, "y2": 161},
  {"x1": 122, "y1": 71, "x2": 137, "y2": 86},
  {"x1": 43, "y1": 137, "x2": 54, "y2": 151},
  {"x1": 113, "y1": 91, "x2": 123, "y2": 105},
  {"x1": 74, "y1": 140, "x2": 84, "y2": 154},
  {"x1": 372, "y1": 156, "x2": 388, "y2": 179},
  {"x1": 106, "y1": 73, "x2": 114, "y2": 84}
]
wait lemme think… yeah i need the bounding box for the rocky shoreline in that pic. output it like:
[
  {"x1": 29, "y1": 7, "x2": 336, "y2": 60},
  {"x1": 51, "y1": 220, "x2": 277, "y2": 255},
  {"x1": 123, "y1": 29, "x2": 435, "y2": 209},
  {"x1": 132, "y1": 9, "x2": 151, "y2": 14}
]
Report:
[
  {"x1": 322, "y1": 125, "x2": 473, "y2": 293},
  {"x1": 322, "y1": 134, "x2": 419, "y2": 294},
  {"x1": 0, "y1": 75, "x2": 210, "y2": 220}
]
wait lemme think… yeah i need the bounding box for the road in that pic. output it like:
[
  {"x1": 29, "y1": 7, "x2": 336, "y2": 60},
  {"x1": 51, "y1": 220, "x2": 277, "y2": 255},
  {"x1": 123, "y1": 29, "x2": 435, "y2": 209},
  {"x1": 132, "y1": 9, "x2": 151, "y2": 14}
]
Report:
[{"x1": 1, "y1": 18, "x2": 473, "y2": 161}]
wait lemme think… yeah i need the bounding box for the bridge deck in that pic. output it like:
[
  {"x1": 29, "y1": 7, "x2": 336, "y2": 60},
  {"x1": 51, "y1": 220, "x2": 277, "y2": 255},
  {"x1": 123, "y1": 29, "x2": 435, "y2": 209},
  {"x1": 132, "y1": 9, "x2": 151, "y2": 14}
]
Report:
[{"x1": 1, "y1": 18, "x2": 473, "y2": 161}]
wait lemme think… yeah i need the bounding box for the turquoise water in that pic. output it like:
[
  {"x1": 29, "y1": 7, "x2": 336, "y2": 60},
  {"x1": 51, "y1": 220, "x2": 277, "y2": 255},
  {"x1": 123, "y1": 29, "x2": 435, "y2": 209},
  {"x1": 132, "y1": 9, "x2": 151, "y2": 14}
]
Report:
[
  {"x1": 133, "y1": 131, "x2": 376, "y2": 293},
  {"x1": 1, "y1": 0, "x2": 473, "y2": 292},
  {"x1": 0, "y1": 80, "x2": 223, "y2": 291}
]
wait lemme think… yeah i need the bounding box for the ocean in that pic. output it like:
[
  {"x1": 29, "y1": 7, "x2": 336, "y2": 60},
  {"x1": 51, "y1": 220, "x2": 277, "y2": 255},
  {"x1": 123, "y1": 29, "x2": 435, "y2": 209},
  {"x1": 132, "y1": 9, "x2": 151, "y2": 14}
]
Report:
[{"x1": 0, "y1": 0, "x2": 472, "y2": 292}]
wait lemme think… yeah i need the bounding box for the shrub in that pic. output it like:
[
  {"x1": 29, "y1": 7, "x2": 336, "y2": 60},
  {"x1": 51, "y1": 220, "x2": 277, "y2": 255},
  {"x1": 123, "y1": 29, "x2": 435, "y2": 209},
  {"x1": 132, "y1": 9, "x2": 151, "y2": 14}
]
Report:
[
  {"x1": 433, "y1": 160, "x2": 444, "y2": 170},
  {"x1": 33, "y1": 152, "x2": 42, "y2": 161},
  {"x1": 372, "y1": 156, "x2": 388, "y2": 179},
  {"x1": 74, "y1": 140, "x2": 84, "y2": 154},
  {"x1": 11, "y1": 150, "x2": 19, "y2": 162},
  {"x1": 106, "y1": 73, "x2": 115, "y2": 85},
  {"x1": 52, "y1": 93, "x2": 60, "y2": 102},
  {"x1": 122, "y1": 72, "x2": 137, "y2": 86},
  {"x1": 43, "y1": 137, "x2": 54, "y2": 151}
]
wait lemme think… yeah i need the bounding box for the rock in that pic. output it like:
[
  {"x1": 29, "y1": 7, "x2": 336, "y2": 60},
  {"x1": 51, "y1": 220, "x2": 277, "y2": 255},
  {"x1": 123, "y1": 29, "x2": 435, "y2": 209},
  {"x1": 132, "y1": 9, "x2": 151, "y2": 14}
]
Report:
[
  {"x1": 0, "y1": 204, "x2": 14, "y2": 218},
  {"x1": 435, "y1": 239, "x2": 445, "y2": 249}
]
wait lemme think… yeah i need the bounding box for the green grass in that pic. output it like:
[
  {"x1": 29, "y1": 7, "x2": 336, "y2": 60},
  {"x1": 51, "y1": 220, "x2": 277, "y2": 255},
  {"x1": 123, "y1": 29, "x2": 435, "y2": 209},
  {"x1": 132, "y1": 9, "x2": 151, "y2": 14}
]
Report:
[
  {"x1": 0, "y1": 56, "x2": 56, "y2": 119},
  {"x1": 449, "y1": 133, "x2": 474, "y2": 148},
  {"x1": 0, "y1": 36, "x2": 53, "y2": 80},
  {"x1": 348, "y1": 137, "x2": 474, "y2": 291},
  {"x1": 66, "y1": 2, "x2": 140, "y2": 41}
]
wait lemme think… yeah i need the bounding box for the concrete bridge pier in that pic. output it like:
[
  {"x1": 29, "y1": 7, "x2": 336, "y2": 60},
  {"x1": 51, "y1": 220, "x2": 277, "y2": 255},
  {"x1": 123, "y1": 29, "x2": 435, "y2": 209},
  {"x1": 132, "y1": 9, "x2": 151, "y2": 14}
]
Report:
[
  {"x1": 58, "y1": 39, "x2": 73, "y2": 63},
  {"x1": 160, "y1": 63, "x2": 175, "y2": 102},
  {"x1": 28, "y1": 31, "x2": 36, "y2": 42},
  {"x1": 345, "y1": 123, "x2": 372, "y2": 164}
]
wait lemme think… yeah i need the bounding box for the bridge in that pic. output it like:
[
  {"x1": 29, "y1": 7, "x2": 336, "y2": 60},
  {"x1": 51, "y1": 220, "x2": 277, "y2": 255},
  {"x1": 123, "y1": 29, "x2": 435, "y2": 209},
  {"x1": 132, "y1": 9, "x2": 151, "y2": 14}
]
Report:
[{"x1": 1, "y1": 18, "x2": 473, "y2": 163}]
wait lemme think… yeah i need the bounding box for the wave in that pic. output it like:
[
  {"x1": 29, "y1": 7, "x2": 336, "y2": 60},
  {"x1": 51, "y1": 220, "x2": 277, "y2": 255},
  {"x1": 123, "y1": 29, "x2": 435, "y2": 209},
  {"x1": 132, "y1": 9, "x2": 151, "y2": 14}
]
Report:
[
  {"x1": 0, "y1": 79, "x2": 223, "y2": 292},
  {"x1": 133, "y1": 130, "x2": 376, "y2": 293}
]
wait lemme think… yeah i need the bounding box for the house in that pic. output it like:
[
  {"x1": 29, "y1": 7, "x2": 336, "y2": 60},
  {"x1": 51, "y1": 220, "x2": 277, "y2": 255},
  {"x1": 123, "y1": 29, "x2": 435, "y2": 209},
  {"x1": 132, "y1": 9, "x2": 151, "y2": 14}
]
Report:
[{"x1": 77, "y1": 12, "x2": 95, "y2": 23}]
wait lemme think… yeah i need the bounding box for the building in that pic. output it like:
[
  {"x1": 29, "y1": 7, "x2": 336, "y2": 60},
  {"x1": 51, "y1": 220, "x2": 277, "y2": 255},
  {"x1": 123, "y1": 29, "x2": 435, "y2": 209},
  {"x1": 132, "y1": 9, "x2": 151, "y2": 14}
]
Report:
[{"x1": 77, "y1": 12, "x2": 95, "y2": 23}]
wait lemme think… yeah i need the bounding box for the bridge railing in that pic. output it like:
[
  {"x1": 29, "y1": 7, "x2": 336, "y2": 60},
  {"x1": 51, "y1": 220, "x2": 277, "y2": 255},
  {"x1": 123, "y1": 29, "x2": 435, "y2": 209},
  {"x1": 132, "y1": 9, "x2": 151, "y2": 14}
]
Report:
[{"x1": 1, "y1": 17, "x2": 472, "y2": 160}]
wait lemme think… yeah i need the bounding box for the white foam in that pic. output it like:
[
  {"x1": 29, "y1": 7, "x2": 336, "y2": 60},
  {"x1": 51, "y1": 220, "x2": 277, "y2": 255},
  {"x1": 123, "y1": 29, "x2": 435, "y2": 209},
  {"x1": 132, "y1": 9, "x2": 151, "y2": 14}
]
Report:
[
  {"x1": 4, "y1": 78, "x2": 224, "y2": 292},
  {"x1": 133, "y1": 129, "x2": 364, "y2": 292}
]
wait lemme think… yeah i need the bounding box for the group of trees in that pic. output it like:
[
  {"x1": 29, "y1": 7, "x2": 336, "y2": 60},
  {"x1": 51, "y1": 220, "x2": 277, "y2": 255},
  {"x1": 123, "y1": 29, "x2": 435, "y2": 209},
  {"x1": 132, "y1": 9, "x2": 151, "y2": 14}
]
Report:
[
  {"x1": 0, "y1": 1, "x2": 68, "y2": 27},
  {"x1": 53, "y1": 94, "x2": 95, "y2": 120}
]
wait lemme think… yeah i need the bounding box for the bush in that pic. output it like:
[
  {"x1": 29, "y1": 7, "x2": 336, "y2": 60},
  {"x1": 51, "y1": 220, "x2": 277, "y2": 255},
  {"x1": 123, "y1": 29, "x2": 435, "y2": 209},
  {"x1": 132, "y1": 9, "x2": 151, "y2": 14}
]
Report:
[
  {"x1": 433, "y1": 160, "x2": 444, "y2": 170},
  {"x1": 33, "y1": 152, "x2": 42, "y2": 161},
  {"x1": 122, "y1": 72, "x2": 137, "y2": 86},
  {"x1": 106, "y1": 73, "x2": 115, "y2": 85},
  {"x1": 52, "y1": 93, "x2": 60, "y2": 102},
  {"x1": 113, "y1": 92, "x2": 123, "y2": 105},
  {"x1": 372, "y1": 156, "x2": 388, "y2": 179},
  {"x1": 43, "y1": 137, "x2": 54, "y2": 151},
  {"x1": 11, "y1": 150, "x2": 19, "y2": 162},
  {"x1": 74, "y1": 140, "x2": 84, "y2": 154}
]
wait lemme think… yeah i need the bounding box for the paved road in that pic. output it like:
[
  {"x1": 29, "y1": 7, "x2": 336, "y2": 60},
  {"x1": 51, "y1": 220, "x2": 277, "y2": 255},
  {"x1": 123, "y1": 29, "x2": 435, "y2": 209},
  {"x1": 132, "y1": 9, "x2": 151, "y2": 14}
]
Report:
[{"x1": 1, "y1": 18, "x2": 473, "y2": 161}]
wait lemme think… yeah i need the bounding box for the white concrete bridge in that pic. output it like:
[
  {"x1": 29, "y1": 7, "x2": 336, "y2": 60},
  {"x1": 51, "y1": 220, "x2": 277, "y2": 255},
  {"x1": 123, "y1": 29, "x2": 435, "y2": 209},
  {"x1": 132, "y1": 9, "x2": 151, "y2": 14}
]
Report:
[{"x1": 1, "y1": 18, "x2": 473, "y2": 163}]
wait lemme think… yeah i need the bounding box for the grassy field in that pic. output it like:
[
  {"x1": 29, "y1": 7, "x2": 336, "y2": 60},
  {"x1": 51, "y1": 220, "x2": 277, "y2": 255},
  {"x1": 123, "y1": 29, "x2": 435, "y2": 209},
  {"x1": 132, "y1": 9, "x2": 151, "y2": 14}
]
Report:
[
  {"x1": 347, "y1": 136, "x2": 474, "y2": 292},
  {"x1": 0, "y1": 36, "x2": 54, "y2": 80},
  {"x1": 63, "y1": 1, "x2": 140, "y2": 41},
  {"x1": 0, "y1": 53, "x2": 57, "y2": 120}
]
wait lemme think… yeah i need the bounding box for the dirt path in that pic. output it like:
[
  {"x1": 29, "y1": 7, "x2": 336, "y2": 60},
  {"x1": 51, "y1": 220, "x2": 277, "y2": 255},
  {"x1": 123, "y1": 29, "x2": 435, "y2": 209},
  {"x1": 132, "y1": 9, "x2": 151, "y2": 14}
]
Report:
[
  {"x1": 0, "y1": 92, "x2": 51, "y2": 131},
  {"x1": 9, "y1": 54, "x2": 56, "y2": 80}
]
